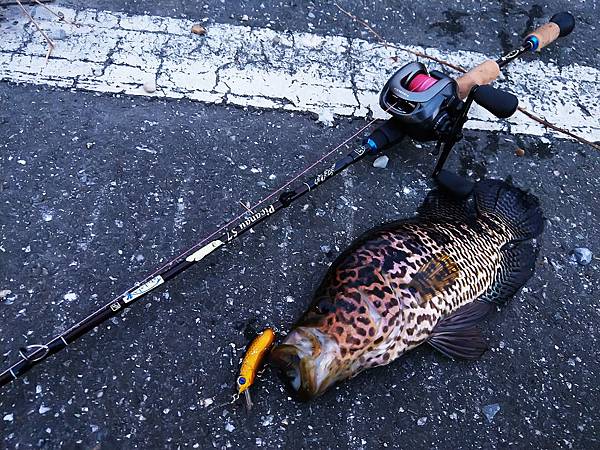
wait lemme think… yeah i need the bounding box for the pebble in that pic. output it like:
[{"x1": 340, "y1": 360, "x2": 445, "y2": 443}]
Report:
[
  {"x1": 200, "y1": 398, "x2": 213, "y2": 408},
  {"x1": 241, "y1": 14, "x2": 249, "y2": 21},
  {"x1": 570, "y1": 247, "x2": 593, "y2": 266},
  {"x1": 191, "y1": 24, "x2": 207, "y2": 35},
  {"x1": 482, "y1": 403, "x2": 500, "y2": 422},
  {"x1": 320, "y1": 245, "x2": 331, "y2": 253},
  {"x1": 261, "y1": 415, "x2": 274, "y2": 426},
  {"x1": 3, "y1": 413, "x2": 13, "y2": 422},
  {"x1": 515, "y1": 147, "x2": 525, "y2": 157},
  {"x1": 64, "y1": 292, "x2": 78, "y2": 301},
  {"x1": 143, "y1": 79, "x2": 156, "y2": 94},
  {"x1": 42, "y1": 213, "x2": 53, "y2": 222},
  {"x1": 373, "y1": 155, "x2": 389, "y2": 169},
  {"x1": 38, "y1": 405, "x2": 51, "y2": 415},
  {"x1": 417, "y1": 417, "x2": 427, "y2": 426},
  {"x1": 0, "y1": 289, "x2": 11, "y2": 299},
  {"x1": 225, "y1": 422, "x2": 235, "y2": 432}
]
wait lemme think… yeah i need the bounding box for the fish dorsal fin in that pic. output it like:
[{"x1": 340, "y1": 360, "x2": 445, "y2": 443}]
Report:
[
  {"x1": 417, "y1": 173, "x2": 478, "y2": 223},
  {"x1": 436, "y1": 170, "x2": 475, "y2": 198},
  {"x1": 427, "y1": 301, "x2": 493, "y2": 360},
  {"x1": 477, "y1": 239, "x2": 540, "y2": 305},
  {"x1": 473, "y1": 178, "x2": 544, "y2": 240},
  {"x1": 409, "y1": 253, "x2": 459, "y2": 305}
]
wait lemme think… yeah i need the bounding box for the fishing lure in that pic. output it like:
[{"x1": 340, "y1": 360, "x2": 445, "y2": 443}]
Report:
[{"x1": 237, "y1": 328, "x2": 275, "y2": 410}]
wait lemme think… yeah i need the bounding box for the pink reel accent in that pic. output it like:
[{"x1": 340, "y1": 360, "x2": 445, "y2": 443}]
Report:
[{"x1": 407, "y1": 74, "x2": 438, "y2": 92}]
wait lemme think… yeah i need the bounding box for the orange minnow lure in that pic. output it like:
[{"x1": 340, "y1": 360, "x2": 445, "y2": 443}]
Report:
[{"x1": 237, "y1": 328, "x2": 275, "y2": 410}]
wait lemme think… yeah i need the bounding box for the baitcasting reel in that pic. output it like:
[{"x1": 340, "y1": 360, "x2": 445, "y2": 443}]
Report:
[
  {"x1": 379, "y1": 62, "x2": 462, "y2": 142},
  {"x1": 367, "y1": 61, "x2": 519, "y2": 177}
]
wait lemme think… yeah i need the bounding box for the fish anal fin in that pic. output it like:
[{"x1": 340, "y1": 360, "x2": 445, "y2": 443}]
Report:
[
  {"x1": 428, "y1": 301, "x2": 493, "y2": 360},
  {"x1": 409, "y1": 253, "x2": 459, "y2": 305}
]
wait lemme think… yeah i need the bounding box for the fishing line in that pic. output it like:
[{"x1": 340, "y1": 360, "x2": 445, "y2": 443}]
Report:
[
  {"x1": 407, "y1": 74, "x2": 439, "y2": 92},
  {"x1": 124, "y1": 110, "x2": 390, "y2": 294},
  {"x1": 42, "y1": 108, "x2": 392, "y2": 372}
]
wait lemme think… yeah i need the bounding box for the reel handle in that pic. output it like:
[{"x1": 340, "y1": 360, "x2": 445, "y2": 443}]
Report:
[
  {"x1": 456, "y1": 60, "x2": 500, "y2": 99},
  {"x1": 525, "y1": 12, "x2": 575, "y2": 51}
]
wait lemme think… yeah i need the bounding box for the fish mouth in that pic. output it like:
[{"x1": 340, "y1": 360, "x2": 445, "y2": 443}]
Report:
[{"x1": 269, "y1": 327, "x2": 340, "y2": 401}]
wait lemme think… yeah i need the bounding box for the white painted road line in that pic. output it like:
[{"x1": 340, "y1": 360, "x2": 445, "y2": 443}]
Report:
[{"x1": 1, "y1": 6, "x2": 599, "y2": 141}]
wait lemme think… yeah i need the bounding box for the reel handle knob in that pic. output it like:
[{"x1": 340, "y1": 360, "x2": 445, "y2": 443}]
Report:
[
  {"x1": 456, "y1": 60, "x2": 500, "y2": 99},
  {"x1": 525, "y1": 12, "x2": 575, "y2": 51}
]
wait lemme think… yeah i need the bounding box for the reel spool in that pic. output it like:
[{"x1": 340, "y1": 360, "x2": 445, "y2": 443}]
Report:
[{"x1": 379, "y1": 62, "x2": 464, "y2": 142}]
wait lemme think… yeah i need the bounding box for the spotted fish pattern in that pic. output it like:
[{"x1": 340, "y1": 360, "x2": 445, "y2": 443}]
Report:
[{"x1": 271, "y1": 176, "x2": 544, "y2": 400}]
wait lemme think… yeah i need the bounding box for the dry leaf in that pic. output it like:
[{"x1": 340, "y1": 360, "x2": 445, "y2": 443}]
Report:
[{"x1": 191, "y1": 24, "x2": 207, "y2": 36}]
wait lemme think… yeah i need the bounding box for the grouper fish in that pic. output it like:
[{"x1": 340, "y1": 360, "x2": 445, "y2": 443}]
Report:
[{"x1": 270, "y1": 174, "x2": 544, "y2": 400}]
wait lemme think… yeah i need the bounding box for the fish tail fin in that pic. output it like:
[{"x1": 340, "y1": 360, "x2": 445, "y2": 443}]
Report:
[
  {"x1": 474, "y1": 179, "x2": 544, "y2": 241},
  {"x1": 474, "y1": 179, "x2": 544, "y2": 305}
]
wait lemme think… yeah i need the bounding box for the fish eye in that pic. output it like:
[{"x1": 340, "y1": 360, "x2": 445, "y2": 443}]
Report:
[{"x1": 237, "y1": 376, "x2": 246, "y2": 386}]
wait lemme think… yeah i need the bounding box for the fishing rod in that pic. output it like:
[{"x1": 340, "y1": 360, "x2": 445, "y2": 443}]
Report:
[{"x1": 0, "y1": 11, "x2": 575, "y2": 389}]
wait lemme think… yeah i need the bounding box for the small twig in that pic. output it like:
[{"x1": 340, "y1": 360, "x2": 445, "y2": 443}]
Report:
[
  {"x1": 516, "y1": 107, "x2": 600, "y2": 151},
  {"x1": 33, "y1": 0, "x2": 80, "y2": 27},
  {"x1": 334, "y1": 2, "x2": 599, "y2": 151},
  {"x1": 0, "y1": 0, "x2": 53, "y2": 5},
  {"x1": 15, "y1": 0, "x2": 54, "y2": 63},
  {"x1": 334, "y1": 2, "x2": 467, "y2": 73}
]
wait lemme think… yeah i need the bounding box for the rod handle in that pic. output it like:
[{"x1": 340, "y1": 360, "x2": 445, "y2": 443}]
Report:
[
  {"x1": 525, "y1": 12, "x2": 575, "y2": 51},
  {"x1": 472, "y1": 85, "x2": 518, "y2": 119},
  {"x1": 456, "y1": 60, "x2": 500, "y2": 99}
]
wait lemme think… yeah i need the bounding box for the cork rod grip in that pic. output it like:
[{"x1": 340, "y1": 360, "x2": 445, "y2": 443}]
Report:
[
  {"x1": 526, "y1": 22, "x2": 561, "y2": 50},
  {"x1": 456, "y1": 60, "x2": 501, "y2": 99}
]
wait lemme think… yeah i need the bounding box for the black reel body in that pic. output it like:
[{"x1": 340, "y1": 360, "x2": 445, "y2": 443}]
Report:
[
  {"x1": 371, "y1": 61, "x2": 519, "y2": 178},
  {"x1": 379, "y1": 62, "x2": 463, "y2": 142}
]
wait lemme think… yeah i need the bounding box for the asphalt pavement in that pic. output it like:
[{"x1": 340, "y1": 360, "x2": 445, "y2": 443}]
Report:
[{"x1": 0, "y1": 1, "x2": 599, "y2": 449}]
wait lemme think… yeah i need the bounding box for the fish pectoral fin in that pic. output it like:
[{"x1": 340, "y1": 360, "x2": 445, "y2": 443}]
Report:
[
  {"x1": 428, "y1": 327, "x2": 487, "y2": 360},
  {"x1": 427, "y1": 301, "x2": 493, "y2": 360}
]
